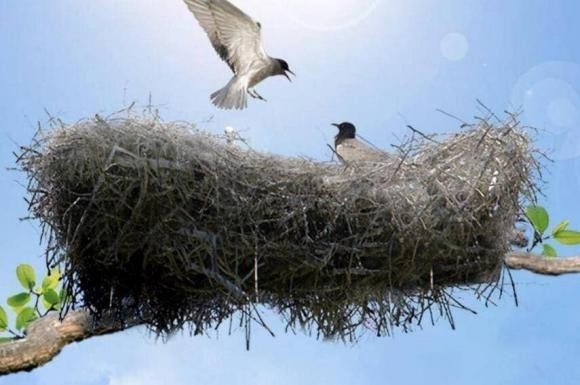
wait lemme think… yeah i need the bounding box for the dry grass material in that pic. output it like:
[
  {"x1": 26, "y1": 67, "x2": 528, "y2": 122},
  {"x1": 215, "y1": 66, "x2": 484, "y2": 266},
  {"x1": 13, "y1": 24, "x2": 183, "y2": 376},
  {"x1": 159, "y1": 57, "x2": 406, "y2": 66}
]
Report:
[{"x1": 18, "y1": 110, "x2": 539, "y2": 340}]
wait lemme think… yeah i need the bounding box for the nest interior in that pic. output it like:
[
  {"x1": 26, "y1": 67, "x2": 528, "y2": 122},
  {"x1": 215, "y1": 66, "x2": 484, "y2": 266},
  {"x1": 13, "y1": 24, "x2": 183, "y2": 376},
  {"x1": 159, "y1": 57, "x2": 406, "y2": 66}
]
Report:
[{"x1": 18, "y1": 111, "x2": 538, "y2": 340}]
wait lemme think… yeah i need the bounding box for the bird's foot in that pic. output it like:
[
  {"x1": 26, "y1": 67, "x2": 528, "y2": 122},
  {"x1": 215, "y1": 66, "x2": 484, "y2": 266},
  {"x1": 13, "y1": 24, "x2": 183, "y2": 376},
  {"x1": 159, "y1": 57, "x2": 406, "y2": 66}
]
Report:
[
  {"x1": 255, "y1": 91, "x2": 267, "y2": 102},
  {"x1": 248, "y1": 89, "x2": 267, "y2": 102}
]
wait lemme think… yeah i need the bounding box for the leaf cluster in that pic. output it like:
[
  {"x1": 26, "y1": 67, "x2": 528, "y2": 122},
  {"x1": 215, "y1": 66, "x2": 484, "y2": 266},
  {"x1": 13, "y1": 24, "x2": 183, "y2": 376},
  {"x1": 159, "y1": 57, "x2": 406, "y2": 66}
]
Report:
[
  {"x1": 0, "y1": 264, "x2": 67, "y2": 343},
  {"x1": 525, "y1": 206, "x2": 580, "y2": 257}
]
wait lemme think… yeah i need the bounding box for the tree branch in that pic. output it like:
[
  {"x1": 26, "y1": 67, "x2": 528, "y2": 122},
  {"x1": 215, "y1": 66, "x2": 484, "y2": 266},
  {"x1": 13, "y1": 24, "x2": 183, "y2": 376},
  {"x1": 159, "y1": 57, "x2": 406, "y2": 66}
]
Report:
[
  {"x1": 0, "y1": 310, "x2": 139, "y2": 376},
  {"x1": 505, "y1": 252, "x2": 580, "y2": 275}
]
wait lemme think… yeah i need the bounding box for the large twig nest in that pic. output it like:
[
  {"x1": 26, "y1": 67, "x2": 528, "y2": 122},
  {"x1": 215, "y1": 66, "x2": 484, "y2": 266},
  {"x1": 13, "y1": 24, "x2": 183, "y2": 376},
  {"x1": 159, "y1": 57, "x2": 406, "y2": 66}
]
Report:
[{"x1": 18, "y1": 111, "x2": 538, "y2": 340}]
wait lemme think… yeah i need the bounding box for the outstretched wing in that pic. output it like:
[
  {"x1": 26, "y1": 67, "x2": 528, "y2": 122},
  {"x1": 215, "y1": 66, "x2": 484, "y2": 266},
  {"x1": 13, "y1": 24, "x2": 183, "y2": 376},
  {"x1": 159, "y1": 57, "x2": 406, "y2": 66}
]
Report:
[{"x1": 183, "y1": 0, "x2": 268, "y2": 74}]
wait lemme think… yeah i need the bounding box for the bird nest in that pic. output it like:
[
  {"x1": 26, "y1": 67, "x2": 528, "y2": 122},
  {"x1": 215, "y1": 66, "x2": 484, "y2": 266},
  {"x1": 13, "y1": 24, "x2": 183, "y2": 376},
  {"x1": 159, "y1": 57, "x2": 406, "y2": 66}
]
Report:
[{"x1": 18, "y1": 111, "x2": 538, "y2": 340}]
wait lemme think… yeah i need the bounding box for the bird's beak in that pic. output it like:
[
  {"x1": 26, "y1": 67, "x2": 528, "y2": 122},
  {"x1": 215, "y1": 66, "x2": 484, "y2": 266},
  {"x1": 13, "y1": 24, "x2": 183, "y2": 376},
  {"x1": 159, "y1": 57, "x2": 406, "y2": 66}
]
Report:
[
  {"x1": 331, "y1": 123, "x2": 340, "y2": 128},
  {"x1": 283, "y1": 70, "x2": 295, "y2": 82}
]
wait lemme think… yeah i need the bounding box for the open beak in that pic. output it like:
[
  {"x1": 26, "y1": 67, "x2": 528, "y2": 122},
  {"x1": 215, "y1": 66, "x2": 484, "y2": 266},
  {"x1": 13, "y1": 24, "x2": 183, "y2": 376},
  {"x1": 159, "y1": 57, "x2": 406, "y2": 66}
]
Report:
[{"x1": 283, "y1": 70, "x2": 295, "y2": 82}]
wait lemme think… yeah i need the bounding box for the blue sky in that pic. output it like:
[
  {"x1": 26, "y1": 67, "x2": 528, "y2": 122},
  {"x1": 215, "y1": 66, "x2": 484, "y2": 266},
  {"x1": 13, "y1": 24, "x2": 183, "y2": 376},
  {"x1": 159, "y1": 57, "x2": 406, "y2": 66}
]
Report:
[{"x1": 1, "y1": 1, "x2": 580, "y2": 384}]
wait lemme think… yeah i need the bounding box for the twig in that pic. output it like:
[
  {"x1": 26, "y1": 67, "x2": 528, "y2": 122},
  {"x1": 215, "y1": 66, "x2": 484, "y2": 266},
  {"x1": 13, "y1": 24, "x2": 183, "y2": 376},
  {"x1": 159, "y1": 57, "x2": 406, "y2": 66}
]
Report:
[
  {"x1": 436, "y1": 109, "x2": 470, "y2": 127},
  {"x1": 406, "y1": 125, "x2": 440, "y2": 144}
]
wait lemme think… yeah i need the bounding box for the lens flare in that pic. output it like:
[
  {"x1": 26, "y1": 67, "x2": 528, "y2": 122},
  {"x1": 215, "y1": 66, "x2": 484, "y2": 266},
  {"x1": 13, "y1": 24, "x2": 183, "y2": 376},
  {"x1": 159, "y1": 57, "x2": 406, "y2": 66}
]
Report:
[
  {"x1": 512, "y1": 61, "x2": 580, "y2": 160},
  {"x1": 440, "y1": 33, "x2": 469, "y2": 61},
  {"x1": 276, "y1": 0, "x2": 382, "y2": 32}
]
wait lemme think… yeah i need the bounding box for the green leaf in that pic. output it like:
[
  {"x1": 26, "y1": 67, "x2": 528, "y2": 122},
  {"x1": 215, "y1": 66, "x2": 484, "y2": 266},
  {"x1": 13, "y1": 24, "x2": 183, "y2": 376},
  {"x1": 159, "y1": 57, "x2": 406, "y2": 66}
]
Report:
[
  {"x1": 542, "y1": 244, "x2": 558, "y2": 258},
  {"x1": 16, "y1": 264, "x2": 36, "y2": 291},
  {"x1": 0, "y1": 306, "x2": 7, "y2": 331},
  {"x1": 552, "y1": 220, "x2": 570, "y2": 237},
  {"x1": 15, "y1": 307, "x2": 37, "y2": 331},
  {"x1": 43, "y1": 289, "x2": 60, "y2": 307},
  {"x1": 41, "y1": 297, "x2": 52, "y2": 311},
  {"x1": 554, "y1": 230, "x2": 580, "y2": 245},
  {"x1": 7, "y1": 293, "x2": 31, "y2": 308},
  {"x1": 0, "y1": 337, "x2": 14, "y2": 344},
  {"x1": 41, "y1": 269, "x2": 61, "y2": 292},
  {"x1": 526, "y1": 206, "x2": 549, "y2": 236}
]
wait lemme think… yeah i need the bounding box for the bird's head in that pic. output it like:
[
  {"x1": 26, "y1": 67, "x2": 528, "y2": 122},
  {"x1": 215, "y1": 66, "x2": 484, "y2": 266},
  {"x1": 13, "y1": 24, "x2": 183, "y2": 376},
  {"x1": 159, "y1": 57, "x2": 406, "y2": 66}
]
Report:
[
  {"x1": 332, "y1": 122, "x2": 357, "y2": 141},
  {"x1": 275, "y1": 59, "x2": 295, "y2": 82}
]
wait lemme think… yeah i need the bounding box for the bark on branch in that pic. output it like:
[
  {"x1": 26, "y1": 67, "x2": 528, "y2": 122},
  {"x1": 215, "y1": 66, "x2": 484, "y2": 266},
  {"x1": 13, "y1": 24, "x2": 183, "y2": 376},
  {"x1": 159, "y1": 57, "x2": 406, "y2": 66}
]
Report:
[
  {"x1": 505, "y1": 252, "x2": 580, "y2": 275},
  {"x1": 0, "y1": 310, "x2": 138, "y2": 376},
  {"x1": 1, "y1": 252, "x2": 579, "y2": 376}
]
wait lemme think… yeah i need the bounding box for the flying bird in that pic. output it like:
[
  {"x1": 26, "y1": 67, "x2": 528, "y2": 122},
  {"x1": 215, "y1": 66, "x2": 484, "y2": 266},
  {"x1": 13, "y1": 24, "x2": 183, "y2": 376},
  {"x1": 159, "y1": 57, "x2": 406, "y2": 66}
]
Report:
[
  {"x1": 332, "y1": 122, "x2": 389, "y2": 164},
  {"x1": 183, "y1": 0, "x2": 295, "y2": 110}
]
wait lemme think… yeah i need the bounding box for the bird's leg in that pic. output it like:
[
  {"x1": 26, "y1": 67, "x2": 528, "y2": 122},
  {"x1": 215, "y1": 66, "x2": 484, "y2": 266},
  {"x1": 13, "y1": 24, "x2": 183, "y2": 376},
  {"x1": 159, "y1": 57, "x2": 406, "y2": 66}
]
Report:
[
  {"x1": 248, "y1": 89, "x2": 267, "y2": 102},
  {"x1": 253, "y1": 89, "x2": 267, "y2": 102}
]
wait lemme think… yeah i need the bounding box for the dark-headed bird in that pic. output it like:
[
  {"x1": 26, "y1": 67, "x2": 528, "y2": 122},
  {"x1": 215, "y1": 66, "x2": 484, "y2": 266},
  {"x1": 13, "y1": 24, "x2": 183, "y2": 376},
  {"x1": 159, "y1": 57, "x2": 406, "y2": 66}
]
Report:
[
  {"x1": 332, "y1": 122, "x2": 389, "y2": 164},
  {"x1": 183, "y1": 0, "x2": 295, "y2": 110}
]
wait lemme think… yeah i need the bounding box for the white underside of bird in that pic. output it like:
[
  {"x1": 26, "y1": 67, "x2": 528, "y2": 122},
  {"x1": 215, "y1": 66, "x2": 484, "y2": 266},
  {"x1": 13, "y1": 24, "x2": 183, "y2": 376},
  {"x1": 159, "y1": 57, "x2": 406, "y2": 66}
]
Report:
[
  {"x1": 183, "y1": 0, "x2": 290, "y2": 110},
  {"x1": 210, "y1": 60, "x2": 275, "y2": 110}
]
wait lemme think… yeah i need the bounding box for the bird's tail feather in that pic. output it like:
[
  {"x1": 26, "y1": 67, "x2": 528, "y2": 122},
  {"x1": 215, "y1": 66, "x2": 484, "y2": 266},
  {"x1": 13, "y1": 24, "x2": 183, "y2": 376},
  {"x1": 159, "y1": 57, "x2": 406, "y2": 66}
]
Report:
[{"x1": 210, "y1": 77, "x2": 248, "y2": 110}]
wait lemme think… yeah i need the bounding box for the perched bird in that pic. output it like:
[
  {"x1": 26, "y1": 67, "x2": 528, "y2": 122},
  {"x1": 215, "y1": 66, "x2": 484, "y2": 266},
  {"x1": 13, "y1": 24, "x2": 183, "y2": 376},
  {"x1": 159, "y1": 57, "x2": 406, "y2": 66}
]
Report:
[
  {"x1": 332, "y1": 122, "x2": 388, "y2": 164},
  {"x1": 183, "y1": 0, "x2": 295, "y2": 110}
]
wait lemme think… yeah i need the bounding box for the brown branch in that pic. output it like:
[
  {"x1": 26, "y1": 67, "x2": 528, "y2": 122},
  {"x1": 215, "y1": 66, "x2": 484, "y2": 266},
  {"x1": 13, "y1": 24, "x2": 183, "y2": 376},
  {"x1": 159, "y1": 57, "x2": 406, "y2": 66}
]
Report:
[
  {"x1": 0, "y1": 310, "x2": 139, "y2": 376},
  {"x1": 505, "y1": 252, "x2": 580, "y2": 275}
]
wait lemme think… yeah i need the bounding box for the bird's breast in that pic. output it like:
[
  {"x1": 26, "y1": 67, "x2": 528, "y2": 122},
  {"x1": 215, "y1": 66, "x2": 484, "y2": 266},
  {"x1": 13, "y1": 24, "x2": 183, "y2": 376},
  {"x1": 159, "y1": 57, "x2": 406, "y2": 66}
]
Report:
[{"x1": 247, "y1": 60, "x2": 277, "y2": 87}]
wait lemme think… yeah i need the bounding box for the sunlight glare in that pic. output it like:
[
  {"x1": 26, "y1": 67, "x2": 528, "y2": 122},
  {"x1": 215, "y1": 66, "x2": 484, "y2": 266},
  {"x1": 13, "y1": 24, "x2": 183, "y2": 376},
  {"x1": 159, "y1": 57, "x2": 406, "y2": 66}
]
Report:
[{"x1": 274, "y1": 0, "x2": 383, "y2": 32}]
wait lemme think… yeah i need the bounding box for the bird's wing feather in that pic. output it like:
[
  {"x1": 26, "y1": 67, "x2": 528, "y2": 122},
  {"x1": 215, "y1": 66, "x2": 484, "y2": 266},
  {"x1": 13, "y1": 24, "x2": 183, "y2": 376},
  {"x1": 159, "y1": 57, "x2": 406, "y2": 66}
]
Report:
[
  {"x1": 183, "y1": 0, "x2": 268, "y2": 74},
  {"x1": 336, "y1": 139, "x2": 389, "y2": 163}
]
